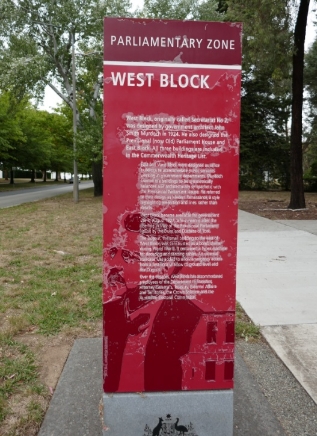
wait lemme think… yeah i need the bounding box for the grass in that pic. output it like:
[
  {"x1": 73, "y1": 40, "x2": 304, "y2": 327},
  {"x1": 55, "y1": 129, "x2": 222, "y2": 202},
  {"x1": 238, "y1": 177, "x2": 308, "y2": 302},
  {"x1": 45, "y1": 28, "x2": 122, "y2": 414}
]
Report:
[
  {"x1": 0, "y1": 188, "x2": 102, "y2": 434},
  {"x1": 0, "y1": 334, "x2": 46, "y2": 424},
  {"x1": 0, "y1": 186, "x2": 261, "y2": 434},
  {"x1": 235, "y1": 302, "x2": 261, "y2": 341}
]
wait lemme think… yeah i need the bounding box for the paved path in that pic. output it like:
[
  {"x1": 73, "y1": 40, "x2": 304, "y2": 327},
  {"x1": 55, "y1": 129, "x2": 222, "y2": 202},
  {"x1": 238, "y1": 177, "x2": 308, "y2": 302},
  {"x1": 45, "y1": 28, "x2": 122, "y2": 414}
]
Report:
[
  {"x1": 237, "y1": 210, "x2": 317, "y2": 403},
  {"x1": 0, "y1": 181, "x2": 94, "y2": 209},
  {"x1": 276, "y1": 219, "x2": 317, "y2": 236}
]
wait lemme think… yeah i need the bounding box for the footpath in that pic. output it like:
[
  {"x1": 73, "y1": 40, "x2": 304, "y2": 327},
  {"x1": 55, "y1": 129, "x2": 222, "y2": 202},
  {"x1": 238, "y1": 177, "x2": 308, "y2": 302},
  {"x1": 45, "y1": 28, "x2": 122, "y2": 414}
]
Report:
[
  {"x1": 237, "y1": 210, "x2": 317, "y2": 403},
  {"x1": 38, "y1": 211, "x2": 317, "y2": 435}
]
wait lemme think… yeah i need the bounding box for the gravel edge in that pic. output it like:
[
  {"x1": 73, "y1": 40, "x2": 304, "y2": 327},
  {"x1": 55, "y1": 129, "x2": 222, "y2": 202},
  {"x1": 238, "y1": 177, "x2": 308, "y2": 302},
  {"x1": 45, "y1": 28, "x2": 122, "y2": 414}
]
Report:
[{"x1": 236, "y1": 339, "x2": 317, "y2": 436}]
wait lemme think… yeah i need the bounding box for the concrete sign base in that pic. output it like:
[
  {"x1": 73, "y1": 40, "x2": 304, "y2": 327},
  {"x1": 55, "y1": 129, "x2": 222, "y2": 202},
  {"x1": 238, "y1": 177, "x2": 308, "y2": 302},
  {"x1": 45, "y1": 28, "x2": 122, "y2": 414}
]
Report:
[{"x1": 102, "y1": 390, "x2": 233, "y2": 436}]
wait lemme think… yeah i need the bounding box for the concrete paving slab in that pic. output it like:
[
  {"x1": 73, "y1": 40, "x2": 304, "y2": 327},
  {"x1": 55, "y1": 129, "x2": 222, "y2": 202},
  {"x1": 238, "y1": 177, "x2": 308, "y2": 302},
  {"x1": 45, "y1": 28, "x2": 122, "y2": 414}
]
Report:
[
  {"x1": 38, "y1": 338, "x2": 103, "y2": 436},
  {"x1": 237, "y1": 211, "x2": 317, "y2": 326},
  {"x1": 237, "y1": 210, "x2": 317, "y2": 405},
  {"x1": 276, "y1": 220, "x2": 317, "y2": 236},
  {"x1": 262, "y1": 324, "x2": 317, "y2": 404},
  {"x1": 38, "y1": 338, "x2": 287, "y2": 436},
  {"x1": 238, "y1": 210, "x2": 296, "y2": 232},
  {"x1": 237, "y1": 272, "x2": 317, "y2": 325}
]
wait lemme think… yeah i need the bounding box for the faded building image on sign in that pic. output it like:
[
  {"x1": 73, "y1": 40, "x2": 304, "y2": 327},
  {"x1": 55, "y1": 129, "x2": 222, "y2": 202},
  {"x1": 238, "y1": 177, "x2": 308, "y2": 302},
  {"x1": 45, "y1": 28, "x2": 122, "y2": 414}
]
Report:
[{"x1": 103, "y1": 18, "x2": 242, "y2": 393}]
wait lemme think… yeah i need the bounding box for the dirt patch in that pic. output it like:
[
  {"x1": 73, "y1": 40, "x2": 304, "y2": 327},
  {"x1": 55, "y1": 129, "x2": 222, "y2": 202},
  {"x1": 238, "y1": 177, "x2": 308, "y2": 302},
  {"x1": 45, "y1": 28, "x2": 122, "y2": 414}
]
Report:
[
  {"x1": 17, "y1": 335, "x2": 72, "y2": 391},
  {"x1": 1, "y1": 393, "x2": 49, "y2": 436},
  {"x1": 17, "y1": 321, "x2": 102, "y2": 391},
  {"x1": 239, "y1": 191, "x2": 317, "y2": 220},
  {"x1": 39, "y1": 345, "x2": 71, "y2": 390},
  {"x1": 1, "y1": 323, "x2": 102, "y2": 435}
]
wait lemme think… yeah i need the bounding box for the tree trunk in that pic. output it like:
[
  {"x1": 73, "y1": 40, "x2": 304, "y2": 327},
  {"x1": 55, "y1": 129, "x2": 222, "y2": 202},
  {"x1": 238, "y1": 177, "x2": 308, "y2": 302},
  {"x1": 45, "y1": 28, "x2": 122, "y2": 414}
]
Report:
[
  {"x1": 10, "y1": 168, "x2": 14, "y2": 184},
  {"x1": 43, "y1": 169, "x2": 47, "y2": 182},
  {"x1": 55, "y1": 170, "x2": 59, "y2": 182},
  {"x1": 30, "y1": 169, "x2": 35, "y2": 183},
  {"x1": 92, "y1": 160, "x2": 103, "y2": 196},
  {"x1": 288, "y1": 0, "x2": 310, "y2": 209}
]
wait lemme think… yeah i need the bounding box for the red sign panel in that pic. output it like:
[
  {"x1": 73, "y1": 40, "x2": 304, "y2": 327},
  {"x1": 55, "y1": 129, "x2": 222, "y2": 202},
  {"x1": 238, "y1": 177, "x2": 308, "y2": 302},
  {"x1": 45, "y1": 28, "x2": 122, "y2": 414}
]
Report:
[{"x1": 103, "y1": 18, "x2": 242, "y2": 393}]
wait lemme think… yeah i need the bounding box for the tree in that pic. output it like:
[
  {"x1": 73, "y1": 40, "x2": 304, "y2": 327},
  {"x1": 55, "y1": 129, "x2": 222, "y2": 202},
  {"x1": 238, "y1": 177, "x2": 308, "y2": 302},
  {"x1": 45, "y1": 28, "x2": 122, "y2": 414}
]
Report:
[
  {"x1": 289, "y1": 0, "x2": 311, "y2": 208},
  {"x1": 239, "y1": 75, "x2": 290, "y2": 189},
  {"x1": 226, "y1": 0, "x2": 293, "y2": 189},
  {"x1": 0, "y1": 91, "x2": 73, "y2": 183},
  {"x1": 141, "y1": 0, "x2": 223, "y2": 20},
  {"x1": 226, "y1": 0, "x2": 293, "y2": 83},
  {"x1": 75, "y1": 102, "x2": 103, "y2": 181},
  {"x1": 0, "y1": 93, "x2": 30, "y2": 182},
  {"x1": 227, "y1": 0, "x2": 313, "y2": 201},
  {"x1": 0, "y1": 92, "x2": 25, "y2": 164},
  {"x1": 217, "y1": 0, "x2": 228, "y2": 13},
  {"x1": 142, "y1": 0, "x2": 196, "y2": 19},
  {"x1": 48, "y1": 111, "x2": 74, "y2": 179},
  {"x1": 17, "y1": 108, "x2": 53, "y2": 180},
  {"x1": 304, "y1": 37, "x2": 317, "y2": 183},
  {"x1": 0, "y1": 0, "x2": 132, "y2": 196}
]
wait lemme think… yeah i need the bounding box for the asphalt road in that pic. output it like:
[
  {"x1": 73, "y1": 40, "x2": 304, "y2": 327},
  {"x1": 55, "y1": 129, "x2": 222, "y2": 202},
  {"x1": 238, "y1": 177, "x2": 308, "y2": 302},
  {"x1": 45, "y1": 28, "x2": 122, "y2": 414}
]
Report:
[{"x1": 0, "y1": 181, "x2": 94, "y2": 209}]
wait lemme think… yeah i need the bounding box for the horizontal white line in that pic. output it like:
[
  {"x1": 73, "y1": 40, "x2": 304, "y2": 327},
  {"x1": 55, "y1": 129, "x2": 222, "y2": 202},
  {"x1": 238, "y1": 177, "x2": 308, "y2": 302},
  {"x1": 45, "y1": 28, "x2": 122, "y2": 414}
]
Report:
[{"x1": 103, "y1": 60, "x2": 241, "y2": 70}]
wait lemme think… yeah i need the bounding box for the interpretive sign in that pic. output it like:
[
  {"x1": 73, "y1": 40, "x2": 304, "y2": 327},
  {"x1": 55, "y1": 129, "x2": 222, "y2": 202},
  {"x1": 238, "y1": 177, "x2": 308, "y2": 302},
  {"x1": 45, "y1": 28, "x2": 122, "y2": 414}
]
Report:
[{"x1": 103, "y1": 18, "x2": 242, "y2": 394}]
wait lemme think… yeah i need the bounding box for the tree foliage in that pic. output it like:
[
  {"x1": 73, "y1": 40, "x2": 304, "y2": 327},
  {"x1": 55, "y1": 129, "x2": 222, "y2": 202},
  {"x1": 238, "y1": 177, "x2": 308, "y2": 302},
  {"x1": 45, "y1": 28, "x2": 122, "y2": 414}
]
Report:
[
  {"x1": 0, "y1": 93, "x2": 25, "y2": 163},
  {"x1": 1, "y1": 0, "x2": 315, "y2": 198},
  {"x1": 0, "y1": 0, "x2": 132, "y2": 195},
  {"x1": 305, "y1": 39, "x2": 317, "y2": 111},
  {"x1": 240, "y1": 75, "x2": 290, "y2": 189},
  {"x1": 304, "y1": 37, "x2": 317, "y2": 185},
  {"x1": 141, "y1": 0, "x2": 223, "y2": 20},
  {"x1": 226, "y1": 0, "x2": 293, "y2": 83},
  {"x1": 0, "y1": 92, "x2": 74, "y2": 181},
  {"x1": 16, "y1": 108, "x2": 53, "y2": 176},
  {"x1": 223, "y1": 0, "x2": 294, "y2": 189},
  {"x1": 43, "y1": 110, "x2": 74, "y2": 177}
]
